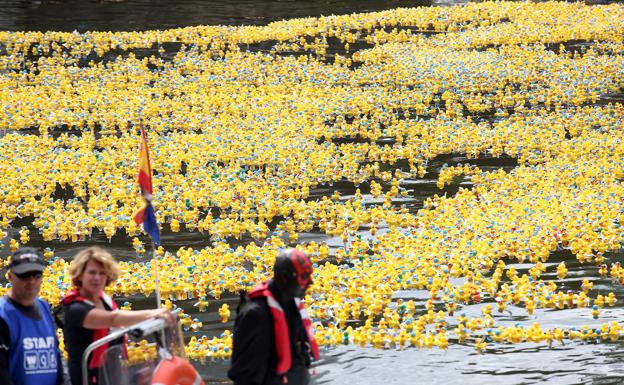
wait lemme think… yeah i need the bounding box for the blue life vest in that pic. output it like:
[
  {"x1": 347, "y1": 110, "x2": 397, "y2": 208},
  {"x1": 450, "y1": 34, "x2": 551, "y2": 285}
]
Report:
[{"x1": 0, "y1": 297, "x2": 59, "y2": 385}]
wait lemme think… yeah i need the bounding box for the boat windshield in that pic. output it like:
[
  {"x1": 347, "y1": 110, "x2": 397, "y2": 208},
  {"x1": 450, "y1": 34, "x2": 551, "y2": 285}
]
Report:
[{"x1": 97, "y1": 320, "x2": 185, "y2": 385}]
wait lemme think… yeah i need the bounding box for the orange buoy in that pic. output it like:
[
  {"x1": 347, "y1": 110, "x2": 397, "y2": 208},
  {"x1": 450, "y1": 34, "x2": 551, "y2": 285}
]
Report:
[{"x1": 151, "y1": 356, "x2": 204, "y2": 385}]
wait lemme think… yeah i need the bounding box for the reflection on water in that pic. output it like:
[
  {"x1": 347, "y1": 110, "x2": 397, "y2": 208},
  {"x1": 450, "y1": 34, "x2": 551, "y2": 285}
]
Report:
[
  {"x1": 315, "y1": 342, "x2": 624, "y2": 385},
  {"x1": 0, "y1": 0, "x2": 433, "y2": 32}
]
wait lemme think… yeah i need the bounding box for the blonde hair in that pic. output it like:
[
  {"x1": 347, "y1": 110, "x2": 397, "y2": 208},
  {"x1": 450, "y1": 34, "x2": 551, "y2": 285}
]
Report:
[{"x1": 69, "y1": 246, "x2": 120, "y2": 286}]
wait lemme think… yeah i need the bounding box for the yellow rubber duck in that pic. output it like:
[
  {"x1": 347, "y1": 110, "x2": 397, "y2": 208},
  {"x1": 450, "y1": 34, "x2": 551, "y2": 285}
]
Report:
[
  {"x1": 592, "y1": 305, "x2": 600, "y2": 319},
  {"x1": 598, "y1": 264, "x2": 608, "y2": 278},
  {"x1": 9, "y1": 239, "x2": 19, "y2": 253},
  {"x1": 474, "y1": 338, "x2": 487, "y2": 354},
  {"x1": 556, "y1": 262, "x2": 568, "y2": 280},
  {"x1": 43, "y1": 248, "x2": 54, "y2": 260},
  {"x1": 19, "y1": 227, "x2": 30, "y2": 244},
  {"x1": 218, "y1": 303, "x2": 230, "y2": 323},
  {"x1": 193, "y1": 297, "x2": 210, "y2": 313}
]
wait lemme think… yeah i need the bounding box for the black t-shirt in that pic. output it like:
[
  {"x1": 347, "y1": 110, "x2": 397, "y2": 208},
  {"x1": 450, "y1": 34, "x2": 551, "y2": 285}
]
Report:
[
  {"x1": 0, "y1": 297, "x2": 64, "y2": 385},
  {"x1": 228, "y1": 291, "x2": 311, "y2": 385},
  {"x1": 63, "y1": 300, "x2": 122, "y2": 385}
]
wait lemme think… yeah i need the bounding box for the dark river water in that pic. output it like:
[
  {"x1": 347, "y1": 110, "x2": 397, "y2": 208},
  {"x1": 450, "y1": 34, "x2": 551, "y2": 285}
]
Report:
[
  {"x1": 0, "y1": 0, "x2": 436, "y2": 31},
  {"x1": 1, "y1": 1, "x2": 623, "y2": 385}
]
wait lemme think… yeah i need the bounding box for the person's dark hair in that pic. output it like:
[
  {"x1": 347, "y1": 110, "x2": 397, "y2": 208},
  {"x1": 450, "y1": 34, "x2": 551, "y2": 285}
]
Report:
[{"x1": 274, "y1": 248, "x2": 297, "y2": 279}]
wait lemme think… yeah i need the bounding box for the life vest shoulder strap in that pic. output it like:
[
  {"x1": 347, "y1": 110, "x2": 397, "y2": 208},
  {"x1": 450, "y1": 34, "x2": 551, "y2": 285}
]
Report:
[
  {"x1": 295, "y1": 298, "x2": 320, "y2": 361},
  {"x1": 245, "y1": 281, "x2": 291, "y2": 375},
  {"x1": 60, "y1": 289, "x2": 115, "y2": 309},
  {"x1": 100, "y1": 292, "x2": 117, "y2": 310},
  {"x1": 247, "y1": 281, "x2": 271, "y2": 300}
]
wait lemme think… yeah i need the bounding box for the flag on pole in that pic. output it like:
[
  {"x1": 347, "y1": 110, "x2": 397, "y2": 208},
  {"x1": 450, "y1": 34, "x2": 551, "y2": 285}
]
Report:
[
  {"x1": 136, "y1": 126, "x2": 153, "y2": 198},
  {"x1": 133, "y1": 126, "x2": 160, "y2": 246}
]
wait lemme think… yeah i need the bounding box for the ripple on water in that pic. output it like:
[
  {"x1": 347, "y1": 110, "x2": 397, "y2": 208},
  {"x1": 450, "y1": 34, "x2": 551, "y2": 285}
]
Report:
[{"x1": 311, "y1": 341, "x2": 624, "y2": 385}]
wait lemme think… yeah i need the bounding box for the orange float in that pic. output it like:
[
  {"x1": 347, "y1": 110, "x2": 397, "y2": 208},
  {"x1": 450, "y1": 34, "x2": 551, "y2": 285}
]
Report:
[{"x1": 151, "y1": 356, "x2": 204, "y2": 385}]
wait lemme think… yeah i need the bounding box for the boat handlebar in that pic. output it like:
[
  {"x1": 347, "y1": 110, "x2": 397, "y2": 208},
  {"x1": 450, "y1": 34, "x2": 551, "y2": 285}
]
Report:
[{"x1": 81, "y1": 309, "x2": 180, "y2": 385}]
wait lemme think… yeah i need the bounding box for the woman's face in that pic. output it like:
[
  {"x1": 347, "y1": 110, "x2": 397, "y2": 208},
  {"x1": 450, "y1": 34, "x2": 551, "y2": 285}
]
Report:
[{"x1": 79, "y1": 259, "x2": 108, "y2": 295}]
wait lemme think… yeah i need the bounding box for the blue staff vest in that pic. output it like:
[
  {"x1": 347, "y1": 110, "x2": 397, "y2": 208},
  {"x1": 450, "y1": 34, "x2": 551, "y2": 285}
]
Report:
[{"x1": 0, "y1": 297, "x2": 59, "y2": 385}]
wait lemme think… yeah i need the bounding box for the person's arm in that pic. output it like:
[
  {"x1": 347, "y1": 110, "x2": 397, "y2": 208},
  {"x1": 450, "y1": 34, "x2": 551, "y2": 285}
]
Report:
[
  {"x1": 0, "y1": 317, "x2": 14, "y2": 385},
  {"x1": 228, "y1": 302, "x2": 272, "y2": 385},
  {"x1": 82, "y1": 307, "x2": 172, "y2": 329}
]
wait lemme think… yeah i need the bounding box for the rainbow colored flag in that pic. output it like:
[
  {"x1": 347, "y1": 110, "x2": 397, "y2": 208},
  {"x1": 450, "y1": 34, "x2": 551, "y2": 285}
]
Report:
[{"x1": 133, "y1": 126, "x2": 160, "y2": 246}]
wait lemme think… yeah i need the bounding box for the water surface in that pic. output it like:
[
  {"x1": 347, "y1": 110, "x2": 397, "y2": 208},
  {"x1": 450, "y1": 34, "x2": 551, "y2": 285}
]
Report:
[{"x1": 0, "y1": 0, "x2": 434, "y2": 32}]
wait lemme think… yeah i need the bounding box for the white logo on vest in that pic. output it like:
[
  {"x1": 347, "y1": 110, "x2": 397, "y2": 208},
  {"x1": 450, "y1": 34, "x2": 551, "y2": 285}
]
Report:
[{"x1": 22, "y1": 336, "x2": 57, "y2": 374}]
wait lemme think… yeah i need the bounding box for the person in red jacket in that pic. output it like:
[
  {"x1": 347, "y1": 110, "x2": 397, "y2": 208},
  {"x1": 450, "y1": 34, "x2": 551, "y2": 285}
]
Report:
[
  {"x1": 60, "y1": 246, "x2": 173, "y2": 385},
  {"x1": 228, "y1": 248, "x2": 319, "y2": 385}
]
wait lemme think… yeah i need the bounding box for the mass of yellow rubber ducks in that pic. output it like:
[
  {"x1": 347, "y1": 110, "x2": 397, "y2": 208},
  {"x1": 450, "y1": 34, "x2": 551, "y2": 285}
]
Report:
[{"x1": 0, "y1": 0, "x2": 623, "y2": 360}]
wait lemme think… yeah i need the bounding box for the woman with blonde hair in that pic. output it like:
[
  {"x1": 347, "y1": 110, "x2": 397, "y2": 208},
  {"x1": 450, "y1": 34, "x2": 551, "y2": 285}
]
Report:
[{"x1": 60, "y1": 246, "x2": 172, "y2": 385}]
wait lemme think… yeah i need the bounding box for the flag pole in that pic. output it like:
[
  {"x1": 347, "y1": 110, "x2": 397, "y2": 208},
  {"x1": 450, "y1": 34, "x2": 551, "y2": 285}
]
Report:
[
  {"x1": 151, "y1": 240, "x2": 162, "y2": 309},
  {"x1": 134, "y1": 122, "x2": 163, "y2": 309},
  {"x1": 134, "y1": 122, "x2": 168, "y2": 352}
]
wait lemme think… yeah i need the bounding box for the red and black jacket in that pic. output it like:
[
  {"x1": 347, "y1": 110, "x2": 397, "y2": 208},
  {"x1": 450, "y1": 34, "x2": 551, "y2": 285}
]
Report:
[
  {"x1": 60, "y1": 289, "x2": 126, "y2": 369},
  {"x1": 247, "y1": 281, "x2": 320, "y2": 375}
]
